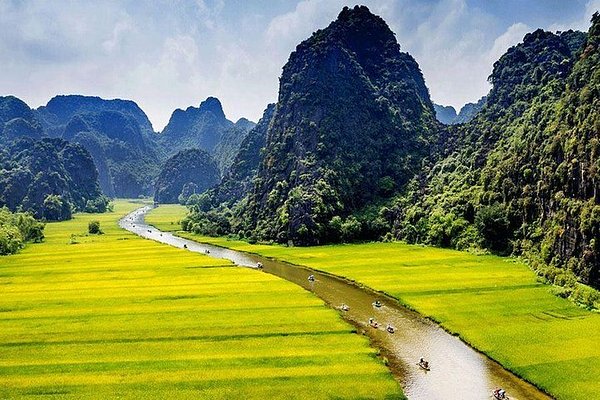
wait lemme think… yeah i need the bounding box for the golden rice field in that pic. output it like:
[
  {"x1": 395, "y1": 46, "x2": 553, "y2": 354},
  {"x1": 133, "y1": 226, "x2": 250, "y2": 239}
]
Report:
[
  {"x1": 149, "y1": 204, "x2": 600, "y2": 400},
  {"x1": 0, "y1": 201, "x2": 403, "y2": 399}
]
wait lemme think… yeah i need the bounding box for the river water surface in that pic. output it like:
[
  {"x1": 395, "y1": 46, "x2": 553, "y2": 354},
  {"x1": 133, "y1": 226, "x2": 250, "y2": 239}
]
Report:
[{"x1": 120, "y1": 206, "x2": 552, "y2": 400}]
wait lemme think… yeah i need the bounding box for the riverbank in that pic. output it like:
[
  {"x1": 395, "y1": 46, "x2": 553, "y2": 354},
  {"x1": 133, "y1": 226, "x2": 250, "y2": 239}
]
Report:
[
  {"x1": 147, "y1": 204, "x2": 600, "y2": 400},
  {"x1": 0, "y1": 201, "x2": 402, "y2": 399}
]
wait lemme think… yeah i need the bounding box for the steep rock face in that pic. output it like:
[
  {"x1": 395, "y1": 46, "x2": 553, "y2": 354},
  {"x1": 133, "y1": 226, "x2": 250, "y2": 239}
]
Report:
[
  {"x1": 0, "y1": 96, "x2": 43, "y2": 142},
  {"x1": 213, "y1": 117, "x2": 257, "y2": 174},
  {"x1": 161, "y1": 97, "x2": 255, "y2": 174},
  {"x1": 242, "y1": 6, "x2": 437, "y2": 244},
  {"x1": 154, "y1": 148, "x2": 220, "y2": 204},
  {"x1": 208, "y1": 104, "x2": 275, "y2": 207},
  {"x1": 36, "y1": 95, "x2": 154, "y2": 137},
  {"x1": 161, "y1": 97, "x2": 232, "y2": 154}
]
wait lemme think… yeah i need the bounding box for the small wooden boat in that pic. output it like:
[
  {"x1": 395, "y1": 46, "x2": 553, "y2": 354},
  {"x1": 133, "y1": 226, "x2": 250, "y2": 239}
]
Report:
[
  {"x1": 373, "y1": 300, "x2": 382, "y2": 308},
  {"x1": 492, "y1": 389, "x2": 508, "y2": 399},
  {"x1": 256, "y1": 262, "x2": 263, "y2": 269},
  {"x1": 308, "y1": 275, "x2": 315, "y2": 282},
  {"x1": 386, "y1": 324, "x2": 395, "y2": 334},
  {"x1": 417, "y1": 361, "x2": 430, "y2": 371},
  {"x1": 340, "y1": 304, "x2": 349, "y2": 312},
  {"x1": 183, "y1": 244, "x2": 187, "y2": 249}
]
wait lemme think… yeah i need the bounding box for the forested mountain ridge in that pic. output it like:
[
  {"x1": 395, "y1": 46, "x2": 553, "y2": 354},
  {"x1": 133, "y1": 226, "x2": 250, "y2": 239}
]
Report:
[
  {"x1": 32, "y1": 95, "x2": 163, "y2": 197},
  {"x1": 203, "y1": 104, "x2": 276, "y2": 209},
  {"x1": 0, "y1": 138, "x2": 108, "y2": 221},
  {"x1": 62, "y1": 110, "x2": 162, "y2": 197},
  {"x1": 184, "y1": 8, "x2": 599, "y2": 291},
  {"x1": 388, "y1": 18, "x2": 599, "y2": 288},
  {"x1": 227, "y1": 5, "x2": 437, "y2": 245}
]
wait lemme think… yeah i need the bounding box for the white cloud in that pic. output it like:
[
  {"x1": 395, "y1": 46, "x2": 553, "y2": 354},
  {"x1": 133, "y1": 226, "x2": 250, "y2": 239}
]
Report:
[
  {"x1": 486, "y1": 22, "x2": 531, "y2": 65},
  {"x1": 0, "y1": 1, "x2": 594, "y2": 130}
]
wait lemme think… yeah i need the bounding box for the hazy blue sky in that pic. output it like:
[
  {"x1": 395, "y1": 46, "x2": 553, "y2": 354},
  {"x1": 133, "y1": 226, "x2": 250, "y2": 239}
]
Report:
[{"x1": 1, "y1": 0, "x2": 598, "y2": 130}]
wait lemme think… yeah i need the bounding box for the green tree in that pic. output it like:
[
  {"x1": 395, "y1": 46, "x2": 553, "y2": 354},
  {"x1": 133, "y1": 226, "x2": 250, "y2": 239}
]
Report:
[{"x1": 88, "y1": 220, "x2": 102, "y2": 234}]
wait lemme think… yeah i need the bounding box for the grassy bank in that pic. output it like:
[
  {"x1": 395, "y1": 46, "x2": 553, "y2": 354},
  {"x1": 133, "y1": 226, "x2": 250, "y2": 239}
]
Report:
[
  {"x1": 0, "y1": 201, "x2": 402, "y2": 399},
  {"x1": 148, "y1": 204, "x2": 600, "y2": 400}
]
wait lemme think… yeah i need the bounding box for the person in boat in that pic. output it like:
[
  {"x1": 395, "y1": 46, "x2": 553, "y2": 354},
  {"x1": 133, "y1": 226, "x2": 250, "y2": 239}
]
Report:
[
  {"x1": 419, "y1": 358, "x2": 429, "y2": 369},
  {"x1": 493, "y1": 388, "x2": 506, "y2": 399},
  {"x1": 373, "y1": 300, "x2": 382, "y2": 308},
  {"x1": 204, "y1": 249, "x2": 210, "y2": 254},
  {"x1": 386, "y1": 324, "x2": 394, "y2": 333},
  {"x1": 183, "y1": 244, "x2": 187, "y2": 249},
  {"x1": 341, "y1": 304, "x2": 349, "y2": 311},
  {"x1": 308, "y1": 274, "x2": 315, "y2": 281},
  {"x1": 257, "y1": 262, "x2": 263, "y2": 269}
]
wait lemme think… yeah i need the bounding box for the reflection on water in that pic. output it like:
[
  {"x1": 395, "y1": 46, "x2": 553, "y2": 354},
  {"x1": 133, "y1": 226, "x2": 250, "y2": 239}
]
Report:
[{"x1": 120, "y1": 206, "x2": 552, "y2": 400}]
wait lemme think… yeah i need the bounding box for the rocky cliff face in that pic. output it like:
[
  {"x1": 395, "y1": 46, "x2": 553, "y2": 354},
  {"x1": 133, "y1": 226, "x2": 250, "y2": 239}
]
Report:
[
  {"x1": 433, "y1": 104, "x2": 457, "y2": 124},
  {"x1": 241, "y1": 6, "x2": 437, "y2": 244},
  {"x1": 154, "y1": 148, "x2": 220, "y2": 204},
  {"x1": 207, "y1": 104, "x2": 275, "y2": 207},
  {"x1": 160, "y1": 97, "x2": 255, "y2": 175}
]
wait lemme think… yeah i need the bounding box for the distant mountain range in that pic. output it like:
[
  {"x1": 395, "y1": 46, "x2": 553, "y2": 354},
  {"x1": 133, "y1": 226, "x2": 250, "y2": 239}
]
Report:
[
  {"x1": 0, "y1": 95, "x2": 108, "y2": 220},
  {"x1": 433, "y1": 96, "x2": 486, "y2": 124},
  {"x1": 159, "y1": 97, "x2": 255, "y2": 174},
  {"x1": 0, "y1": 94, "x2": 255, "y2": 201},
  {"x1": 2, "y1": 7, "x2": 598, "y2": 290}
]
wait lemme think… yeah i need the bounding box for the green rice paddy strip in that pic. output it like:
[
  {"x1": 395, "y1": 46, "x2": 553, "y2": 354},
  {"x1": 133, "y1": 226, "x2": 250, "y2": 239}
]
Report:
[
  {"x1": 0, "y1": 201, "x2": 402, "y2": 400},
  {"x1": 151, "y1": 205, "x2": 600, "y2": 400}
]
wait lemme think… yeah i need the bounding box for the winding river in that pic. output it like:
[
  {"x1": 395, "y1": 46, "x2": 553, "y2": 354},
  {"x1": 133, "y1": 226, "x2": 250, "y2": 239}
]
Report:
[{"x1": 120, "y1": 206, "x2": 552, "y2": 400}]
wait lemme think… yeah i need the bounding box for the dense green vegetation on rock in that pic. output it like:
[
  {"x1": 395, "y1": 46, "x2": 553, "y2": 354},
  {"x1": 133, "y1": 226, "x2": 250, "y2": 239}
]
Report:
[
  {"x1": 215, "y1": 6, "x2": 437, "y2": 245},
  {"x1": 0, "y1": 96, "x2": 44, "y2": 142},
  {"x1": 0, "y1": 137, "x2": 109, "y2": 220},
  {"x1": 388, "y1": 21, "x2": 598, "y2": 288},
  {"x1": 154, "y1": 148, "x2": 220, "y2": 204},
  {"x1": 184, "y1": 8, "x2": 599, "y2": 290},
  {"x1": 1, "y1": 97, "x2": 109, "y2": 221}
]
